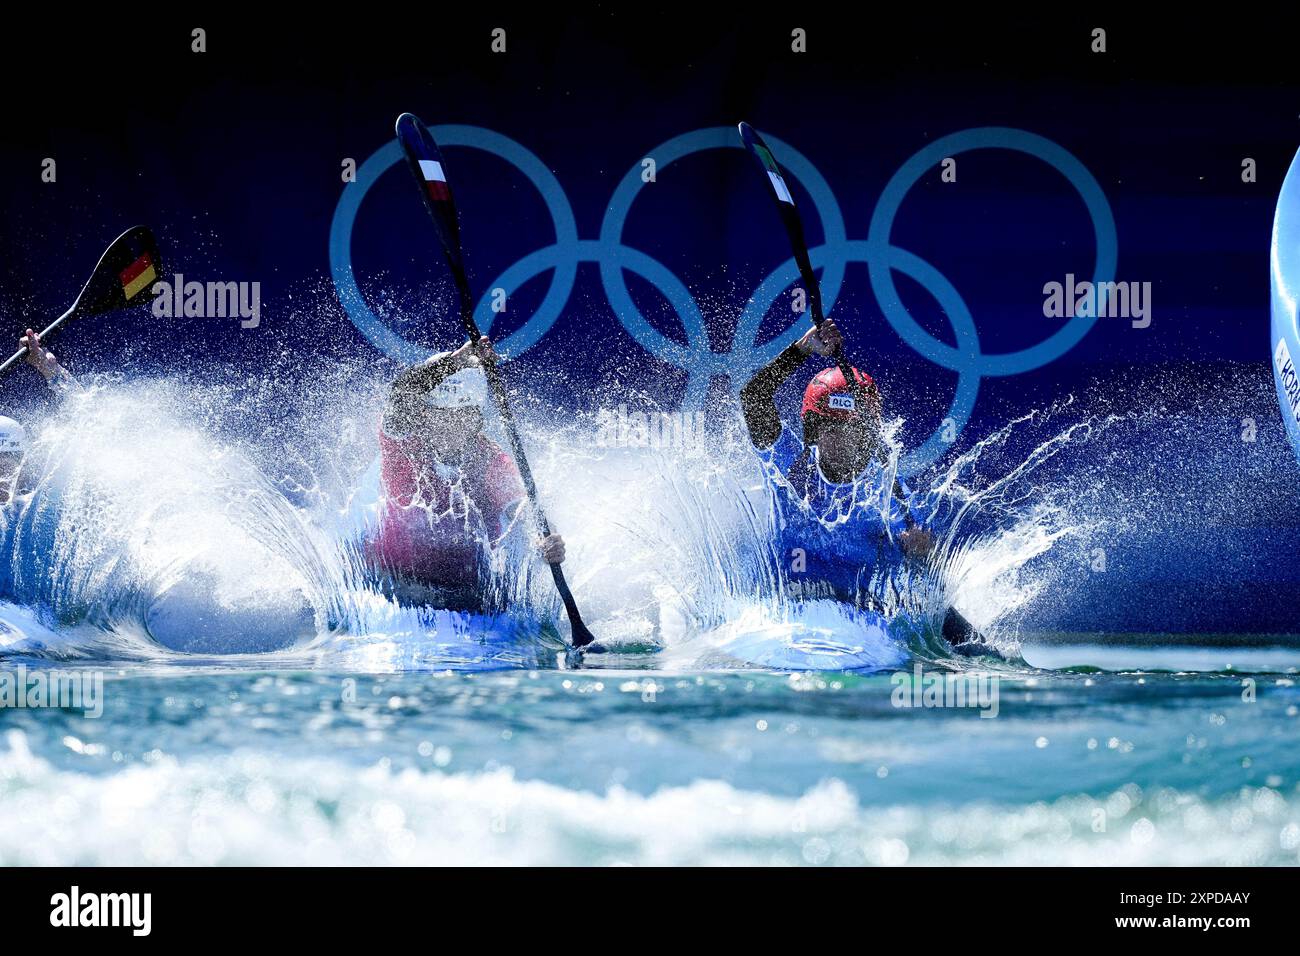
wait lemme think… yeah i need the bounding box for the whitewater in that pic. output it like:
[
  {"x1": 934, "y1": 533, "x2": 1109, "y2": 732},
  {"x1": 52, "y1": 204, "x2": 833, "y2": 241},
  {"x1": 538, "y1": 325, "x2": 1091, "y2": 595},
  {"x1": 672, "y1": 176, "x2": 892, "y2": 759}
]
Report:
[{"x1": 1, "y1": 363, "x2": 1298, "y2": 865}]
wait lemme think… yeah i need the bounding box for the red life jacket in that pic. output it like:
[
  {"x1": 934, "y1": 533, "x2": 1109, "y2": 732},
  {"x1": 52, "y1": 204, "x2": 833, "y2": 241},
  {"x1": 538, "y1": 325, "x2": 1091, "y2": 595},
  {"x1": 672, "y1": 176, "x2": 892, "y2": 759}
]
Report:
[{"x1": 367, "y1": 425, "x2": 524, "y2": 588}]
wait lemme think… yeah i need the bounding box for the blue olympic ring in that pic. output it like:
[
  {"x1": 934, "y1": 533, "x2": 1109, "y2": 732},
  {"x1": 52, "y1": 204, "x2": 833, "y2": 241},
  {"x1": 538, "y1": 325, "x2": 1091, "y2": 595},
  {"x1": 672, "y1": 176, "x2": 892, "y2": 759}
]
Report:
[{"x1": 328, "y1": 124, "x2": 1116, "y2": 475}]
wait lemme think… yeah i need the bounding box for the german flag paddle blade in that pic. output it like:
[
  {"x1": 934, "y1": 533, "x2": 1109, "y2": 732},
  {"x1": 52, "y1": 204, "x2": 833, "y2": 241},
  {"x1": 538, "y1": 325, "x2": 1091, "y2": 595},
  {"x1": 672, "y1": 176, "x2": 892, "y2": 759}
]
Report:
[{"x1": 73, "y1": 225, "x2": 162, "y2": 318}]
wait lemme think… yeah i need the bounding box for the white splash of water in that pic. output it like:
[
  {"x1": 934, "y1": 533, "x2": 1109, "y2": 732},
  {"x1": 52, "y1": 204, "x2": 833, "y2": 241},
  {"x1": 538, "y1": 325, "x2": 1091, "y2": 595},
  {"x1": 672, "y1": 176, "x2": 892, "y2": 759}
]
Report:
[{"x1": 0, "y1": 375, "x2": 1102, "y2": 667}]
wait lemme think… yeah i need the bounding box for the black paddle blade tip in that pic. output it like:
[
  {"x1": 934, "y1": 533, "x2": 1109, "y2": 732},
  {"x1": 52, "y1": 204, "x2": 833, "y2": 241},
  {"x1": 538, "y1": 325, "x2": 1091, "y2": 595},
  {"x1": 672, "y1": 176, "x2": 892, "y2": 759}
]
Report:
[
  {"x1": 395, "y1": 112, "x2": 419, "y2": 136},
  {"x1": 569, "y1": 619, "x2": 598, "y2": 649},
  {"x1": 737, "y1": 121, "x2": 764, "y2": 151}
]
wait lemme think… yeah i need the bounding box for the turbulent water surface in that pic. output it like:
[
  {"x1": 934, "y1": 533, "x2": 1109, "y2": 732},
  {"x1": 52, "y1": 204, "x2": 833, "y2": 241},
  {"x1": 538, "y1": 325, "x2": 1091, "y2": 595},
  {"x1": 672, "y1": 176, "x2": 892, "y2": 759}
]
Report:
[{"x1": 2, "y1": 652, "x2": 1300, "y2": 865}]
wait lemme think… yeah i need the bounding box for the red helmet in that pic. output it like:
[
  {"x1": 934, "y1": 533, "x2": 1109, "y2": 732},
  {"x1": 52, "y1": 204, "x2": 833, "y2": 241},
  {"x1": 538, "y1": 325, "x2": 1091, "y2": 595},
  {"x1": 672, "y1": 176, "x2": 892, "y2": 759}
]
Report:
[{"x1": 801, "y1": 367, "x2": 880, "y2": 421}]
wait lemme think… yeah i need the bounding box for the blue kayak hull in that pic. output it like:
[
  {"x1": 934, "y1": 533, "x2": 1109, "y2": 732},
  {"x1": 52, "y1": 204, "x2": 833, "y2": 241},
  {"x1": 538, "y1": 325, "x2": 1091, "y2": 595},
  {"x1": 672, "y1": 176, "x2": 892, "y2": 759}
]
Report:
[{"x1": 687, "y1": 601, "x2": 909, "y2": 672}]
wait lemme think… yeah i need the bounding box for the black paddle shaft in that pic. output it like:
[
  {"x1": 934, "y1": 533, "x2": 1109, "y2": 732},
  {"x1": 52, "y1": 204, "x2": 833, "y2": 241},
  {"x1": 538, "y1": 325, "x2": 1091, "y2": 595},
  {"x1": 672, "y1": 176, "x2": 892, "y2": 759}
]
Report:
[
  {"x1": 736, "y1": 123, "x2": 859, "y2": 388},
  {"x1": 449, "y1": 273, "x2": 567, "y2": 549},
  {"x1": 395, "y1": 113, "x2": 595, "y2": 647}
]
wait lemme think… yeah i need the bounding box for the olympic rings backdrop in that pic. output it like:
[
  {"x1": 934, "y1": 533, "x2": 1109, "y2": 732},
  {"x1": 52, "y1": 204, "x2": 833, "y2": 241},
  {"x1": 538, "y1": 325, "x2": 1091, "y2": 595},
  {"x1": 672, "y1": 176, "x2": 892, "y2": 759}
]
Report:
[{"x1": 330, "y1": 125, "x2": 1116, "y2": 474}]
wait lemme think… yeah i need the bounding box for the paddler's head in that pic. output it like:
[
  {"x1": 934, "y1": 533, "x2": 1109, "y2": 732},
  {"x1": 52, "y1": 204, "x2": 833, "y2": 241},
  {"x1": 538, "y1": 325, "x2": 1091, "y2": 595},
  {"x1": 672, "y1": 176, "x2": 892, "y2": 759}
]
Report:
[
  {"x1": 801, "y1": 367, "x2": 882, "y2": 481},
  {"x1": 420, "y1": 369, "x2": 488, "y2": 460}
]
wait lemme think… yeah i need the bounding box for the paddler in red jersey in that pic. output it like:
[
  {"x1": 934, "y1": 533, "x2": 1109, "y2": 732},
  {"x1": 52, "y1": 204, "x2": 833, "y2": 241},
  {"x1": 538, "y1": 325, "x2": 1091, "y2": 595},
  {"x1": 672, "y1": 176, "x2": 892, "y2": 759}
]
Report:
[{"x1": 367, "y1": 335, "x2": 566, "y2": 607}]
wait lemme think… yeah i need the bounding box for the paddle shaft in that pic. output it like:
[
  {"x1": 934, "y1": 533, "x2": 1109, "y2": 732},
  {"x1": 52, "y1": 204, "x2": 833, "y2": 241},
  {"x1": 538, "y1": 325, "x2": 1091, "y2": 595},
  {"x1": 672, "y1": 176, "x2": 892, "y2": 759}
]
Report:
[
  {"x1": 448, "y1": 271, "x2": 592, "y2": 637},
  {"x1": 395, "y1": 113, "x2": 595, "y2": 646},
  {"x1": 764, "y1": 181, "x2": 861, "y2": 387}
]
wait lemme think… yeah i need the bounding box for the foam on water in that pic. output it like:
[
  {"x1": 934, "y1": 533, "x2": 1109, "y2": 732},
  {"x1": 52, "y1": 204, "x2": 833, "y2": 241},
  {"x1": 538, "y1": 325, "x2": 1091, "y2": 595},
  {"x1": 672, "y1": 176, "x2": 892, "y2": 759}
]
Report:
[{"x1": 2, "y1": 727, "x2": 1296, "y2": 866}]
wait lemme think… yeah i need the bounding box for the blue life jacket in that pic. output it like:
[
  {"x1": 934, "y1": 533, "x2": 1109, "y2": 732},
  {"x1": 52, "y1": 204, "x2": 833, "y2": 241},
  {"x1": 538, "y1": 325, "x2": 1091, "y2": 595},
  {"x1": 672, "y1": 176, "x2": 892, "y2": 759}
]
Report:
[{"x1": 758, "y1": 424, "x2": 923, "y2": 594}]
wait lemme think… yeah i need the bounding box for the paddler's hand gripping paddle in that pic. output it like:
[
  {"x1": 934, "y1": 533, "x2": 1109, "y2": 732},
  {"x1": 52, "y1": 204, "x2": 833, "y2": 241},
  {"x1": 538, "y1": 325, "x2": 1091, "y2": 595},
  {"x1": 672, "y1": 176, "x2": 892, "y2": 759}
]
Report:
[{"x1": 395, "y1": 112, "x2": 597, "y2": 649}]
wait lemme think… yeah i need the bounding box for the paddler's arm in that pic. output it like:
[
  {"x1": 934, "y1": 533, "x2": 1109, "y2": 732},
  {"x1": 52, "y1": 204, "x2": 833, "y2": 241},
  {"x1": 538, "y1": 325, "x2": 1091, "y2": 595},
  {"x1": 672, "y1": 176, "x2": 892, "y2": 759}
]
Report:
[
  {"x1": 20, "y1": 329, "x2": 80, "y2": 393},
  {"x1": 740, "y1": 323, "x2": 843, "y2": 448},
  {"x1": 890, "y1": 475, "x2": 932, "y2": 555},
  {"x1": 385, "y1": 336, "x2": 493, "y2": 432},
  {"x1": 739, "y1": 343, "x2": 804, "y2": 447}
]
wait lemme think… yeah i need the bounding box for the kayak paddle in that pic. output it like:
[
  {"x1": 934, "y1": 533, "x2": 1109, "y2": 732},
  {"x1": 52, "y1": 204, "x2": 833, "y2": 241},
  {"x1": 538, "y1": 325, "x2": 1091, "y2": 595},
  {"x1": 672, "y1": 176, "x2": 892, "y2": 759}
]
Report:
[
  {"x1": 0, "y1": 225, "x2": 162, "y2": 377},
  {"x1": 394, "y1": 112, "x2": 597, "y2": 649},
  {"x1": 737, "y1": 124, "x2": 861, "y2": 392}
]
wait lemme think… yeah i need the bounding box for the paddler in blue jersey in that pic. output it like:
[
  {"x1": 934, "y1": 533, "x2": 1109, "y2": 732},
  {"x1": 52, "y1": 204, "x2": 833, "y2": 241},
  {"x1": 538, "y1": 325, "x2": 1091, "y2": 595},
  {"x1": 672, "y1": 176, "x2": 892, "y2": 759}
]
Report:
[{"x1": 739, "y1": 317, "x2": 987, "y2": 650}]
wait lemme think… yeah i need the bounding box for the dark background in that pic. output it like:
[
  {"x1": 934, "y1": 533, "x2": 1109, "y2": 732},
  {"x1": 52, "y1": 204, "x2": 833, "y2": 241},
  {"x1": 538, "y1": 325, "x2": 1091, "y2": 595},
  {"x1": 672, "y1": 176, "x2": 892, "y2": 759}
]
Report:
[{"x1": 2, "y1": 9, "x2": 1298, "y2": 635}]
